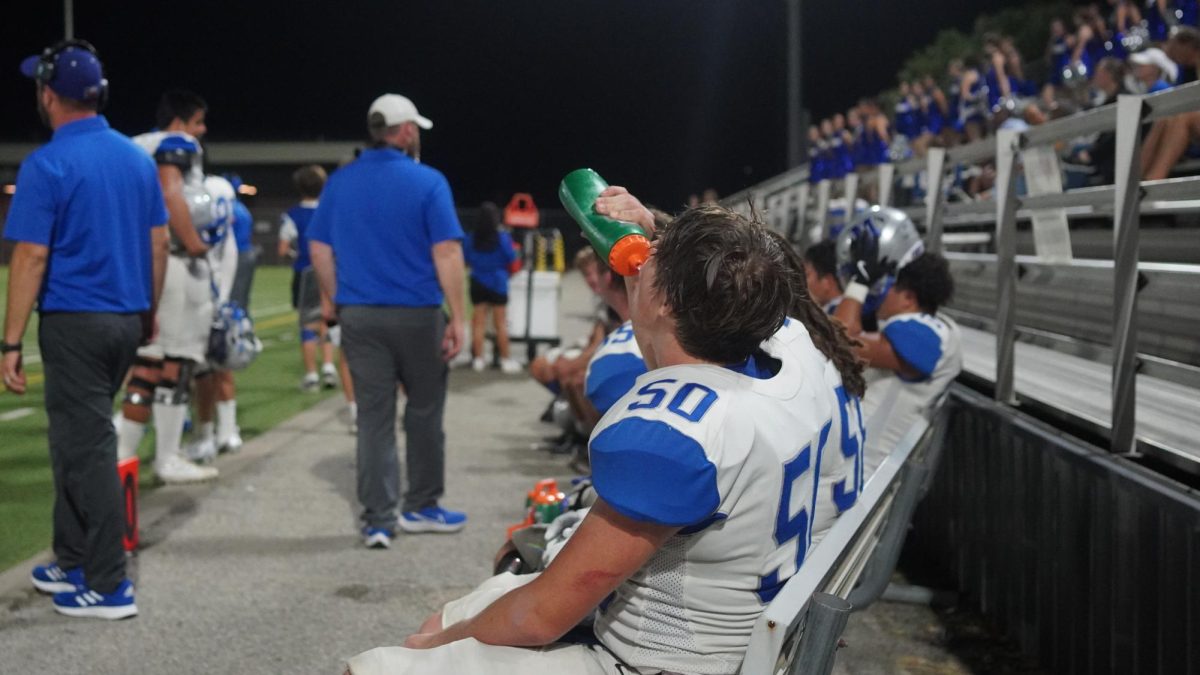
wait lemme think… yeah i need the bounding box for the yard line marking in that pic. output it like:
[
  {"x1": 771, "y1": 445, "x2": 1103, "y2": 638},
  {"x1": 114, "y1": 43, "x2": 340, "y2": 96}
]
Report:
[{"x1": 0, "y1": 407, "x2": 35, "y2": 422}]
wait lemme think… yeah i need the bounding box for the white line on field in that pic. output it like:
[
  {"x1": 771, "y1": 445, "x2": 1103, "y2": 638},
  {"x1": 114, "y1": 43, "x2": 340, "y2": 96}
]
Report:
[{"x1": 0, "y1": 407, "x2": 35, "y2": 422}]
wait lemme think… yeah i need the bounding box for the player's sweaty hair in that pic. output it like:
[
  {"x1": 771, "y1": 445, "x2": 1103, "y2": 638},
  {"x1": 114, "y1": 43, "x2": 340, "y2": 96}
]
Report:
[
  {"x1": 895, "y1": 252, "x2": 954, "y2": 314},
  {"x1": 771, "y1": 231, "x2": 866, "y2": 398},
  {"x1": 652, "y1": 204, "x2": 791, "y2": 365}
]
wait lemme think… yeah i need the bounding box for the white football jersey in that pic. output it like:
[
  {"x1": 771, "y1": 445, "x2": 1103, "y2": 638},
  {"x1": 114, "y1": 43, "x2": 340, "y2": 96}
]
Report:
[
  {"x1": 861, "y1": 311, "x2": 962, "y2": 478},
  {"x1": 584, "y1": 321, "x2": 647, "y2": 416},
  {"x1": 771, "y1": 318, "x2": 865, "y2": 546},
  {"x1": 588, "y1": 321, "x2": 853, "y2": 675}
]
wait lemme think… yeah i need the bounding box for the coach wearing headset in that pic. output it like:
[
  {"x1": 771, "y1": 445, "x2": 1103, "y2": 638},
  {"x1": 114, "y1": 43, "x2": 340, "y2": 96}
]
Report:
[{"x1": 2, "y1": 41, "x2": 168, "y2": 619}]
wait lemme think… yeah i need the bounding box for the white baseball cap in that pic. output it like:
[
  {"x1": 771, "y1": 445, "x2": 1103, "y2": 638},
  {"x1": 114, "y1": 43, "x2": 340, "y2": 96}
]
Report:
[
  {"x1": 368, "y1": 94, "x2": 433, "y2": 129},
  {"x1": 1129, "y1": 48, "x2": 1179, "y2": 84}
]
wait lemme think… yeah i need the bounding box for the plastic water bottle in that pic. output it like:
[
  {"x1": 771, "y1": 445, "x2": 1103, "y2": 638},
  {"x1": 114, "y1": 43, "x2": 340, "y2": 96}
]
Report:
[{"x1": 558, "y1": 168, "x2": 650, "y2": 276}]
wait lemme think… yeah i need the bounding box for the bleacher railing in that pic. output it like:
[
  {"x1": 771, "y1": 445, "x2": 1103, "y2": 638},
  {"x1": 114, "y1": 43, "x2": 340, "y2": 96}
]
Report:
[{"x1": 726, "y1": 81, "x2": 1200, "y2": 457}]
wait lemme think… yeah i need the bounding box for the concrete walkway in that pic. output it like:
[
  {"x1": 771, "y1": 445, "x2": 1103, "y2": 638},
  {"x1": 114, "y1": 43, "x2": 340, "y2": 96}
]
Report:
[{"x1": 0, "y1": 272, "x2": 979, "y2": 675}]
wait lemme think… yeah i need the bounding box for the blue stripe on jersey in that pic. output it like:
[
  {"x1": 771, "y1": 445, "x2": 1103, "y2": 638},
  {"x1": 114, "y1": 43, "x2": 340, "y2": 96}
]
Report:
[
  {"x1": 590, "y1": 417, "x2": 720, "y2": 527},
  {"x1": 585, "y1": 353, "x2": 647, "y2": 416},
  {"x1": 882, "y1": 317, "x2": 943, "y2": 380},
  {"x1": 155, "y1": 135, "x2": 199, "y2": 154}
]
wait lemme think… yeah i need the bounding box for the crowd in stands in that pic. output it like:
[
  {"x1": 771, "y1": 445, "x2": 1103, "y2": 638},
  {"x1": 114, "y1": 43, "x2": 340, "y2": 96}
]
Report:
[{"x1": 807, "y1": 3, "x2": 1200, "y2": 196}]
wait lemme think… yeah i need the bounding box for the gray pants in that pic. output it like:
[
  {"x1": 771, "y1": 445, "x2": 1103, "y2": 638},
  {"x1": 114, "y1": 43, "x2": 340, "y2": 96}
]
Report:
[
  {"x1": 39, "y1": 313, "x2": 141, "y2": 593},
  {"x1": 340, "y1": 306, "x2": 448, "y2": 528}
]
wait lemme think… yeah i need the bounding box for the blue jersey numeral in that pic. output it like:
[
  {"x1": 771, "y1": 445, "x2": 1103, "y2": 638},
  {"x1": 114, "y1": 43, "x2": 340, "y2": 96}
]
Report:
[
  {"x1": 627, "y1": 379, "x2": 718, "y2": 424},
  {"x1": 832, "y1": 386, "x2": 865, "y2": 513},
  {"x1": 608, "y1": 324, "x2": 635, "y2": 345},
  {"x1": 757, "y1": 420, "x2": 831, "y2": 603}
]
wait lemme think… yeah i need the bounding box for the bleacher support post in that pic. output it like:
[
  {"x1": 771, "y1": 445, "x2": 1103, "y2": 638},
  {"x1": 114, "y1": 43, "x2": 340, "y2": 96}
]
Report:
[
  {"x1": 877, "y1": 163, "x2": 895, "y2": 207},
  {"x1": 923, "y1": 148, "x2": 947, "y2": 253},
  {"x1": 787, "y1": 593, "x2": 852, "y2": 675},
  {"x1": 843, "y1": 172, "x2": 860, "y2": 216},
  {"x1": 1110, "y1": 95, "x2": 1145, "y2": 456},
  {"x1": 814, "y1": 179, "x2": 832, "y2": 241},
  {"x1": 788, "y1": 182, "x2": 810, "y2": 245},
  {"x1": 993, "y1": 129, "x2": 1021, "y2": 405},
  {"x1": 844, "y1": 462, "x2": 930, "y2": 611}
]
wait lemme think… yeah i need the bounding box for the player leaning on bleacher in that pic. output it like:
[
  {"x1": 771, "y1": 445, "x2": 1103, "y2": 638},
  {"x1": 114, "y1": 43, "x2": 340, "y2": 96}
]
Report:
[
  {"x1": 344, "y1": 191, "x2": 865, "y2": 675},
  {"x1": 833, "y1": 207, "x2": 962, "y2": 479}
]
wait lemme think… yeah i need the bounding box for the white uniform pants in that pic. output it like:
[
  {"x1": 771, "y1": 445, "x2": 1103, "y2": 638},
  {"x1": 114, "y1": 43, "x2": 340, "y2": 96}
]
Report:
[
  {"x1": 345, "y1": 573, "x2": 627, "y2": 675},
  {"x1": 139, "y1": 254, "x2": 212, "y2": 363}
]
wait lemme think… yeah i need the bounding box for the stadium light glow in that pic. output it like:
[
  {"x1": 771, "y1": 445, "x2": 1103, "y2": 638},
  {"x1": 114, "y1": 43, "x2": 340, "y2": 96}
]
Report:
[{"x1": 237, "y1": 184, "x2": 258, "y2": 196}]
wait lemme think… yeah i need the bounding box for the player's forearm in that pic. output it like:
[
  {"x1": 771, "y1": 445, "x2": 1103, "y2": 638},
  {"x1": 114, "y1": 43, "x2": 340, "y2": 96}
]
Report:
[
  {"x1": 3, "y1": 243, "x2": 48, "y2": 344},
  {"x1": 310, "y1": 241, "x2": 337, "y2": 302},
  {"x1": 833, "y1": 292, "x2": 865, "y2": 338},
  {"x1": 150, "y1": 225, "x2": 169, "y2": 308},
  {"x1": 433, "y1": 241, "x2": 466, "y2": 324}
]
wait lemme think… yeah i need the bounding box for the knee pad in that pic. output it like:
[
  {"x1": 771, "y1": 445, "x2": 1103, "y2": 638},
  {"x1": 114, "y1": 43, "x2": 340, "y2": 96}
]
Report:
[
  {"x1": 124, "y1": 357, "x2": 162, "y2": 410},
  {"x1": 155, "y1": 358, "x2": 194, "y2": 405},
  {"x1": 300, "y1": 327, "x2": 318, "y2": 343}
]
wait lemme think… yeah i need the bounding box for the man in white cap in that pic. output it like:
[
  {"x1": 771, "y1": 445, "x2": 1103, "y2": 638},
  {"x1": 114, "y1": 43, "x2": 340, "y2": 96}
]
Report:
[
  {"x1": 309, "y1": 94, "x2": 468, "y2": 549},
  {"x1": 1129, "y1": 47, "x2": 1179, "y2": 93}
]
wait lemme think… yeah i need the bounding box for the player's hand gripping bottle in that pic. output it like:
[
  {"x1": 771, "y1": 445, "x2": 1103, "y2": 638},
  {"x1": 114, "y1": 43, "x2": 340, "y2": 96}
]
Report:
[{"x1": 558, "y1": 168, "x2": 650, "y2": 276}]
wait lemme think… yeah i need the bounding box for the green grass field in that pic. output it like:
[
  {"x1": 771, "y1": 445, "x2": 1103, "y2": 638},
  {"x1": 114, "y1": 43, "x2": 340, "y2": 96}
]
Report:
[{"x1": 0, "y1": 266, "x2": 345, "y2": 572}]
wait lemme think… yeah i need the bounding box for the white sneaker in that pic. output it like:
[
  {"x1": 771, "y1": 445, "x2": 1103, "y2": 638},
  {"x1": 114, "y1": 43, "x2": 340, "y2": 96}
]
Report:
[
  {"x1": 499, "y1": 358, "x2": 522, "y2": 374},
  {"x1": 300, "y1": 372, "x2": 319, "y2": 392},
  {"x1": 155, "y1": 455, "x2": 218, "y2": 484},
  {"x1": 321, "y1": 363, "x2": 338, "y2": 389},
  {"x1": 220, "y1": 431, "x2": 244, "y2": 454},
  {"x1": 471, "y1": 357, "x2": 486, "y2": 372},
  {"x1": 184, "y1": 437, "x2": 217, "y2": 464}
]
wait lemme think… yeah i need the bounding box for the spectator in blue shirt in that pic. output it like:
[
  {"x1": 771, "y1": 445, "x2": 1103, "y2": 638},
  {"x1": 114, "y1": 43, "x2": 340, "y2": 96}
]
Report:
[
  {"x1": 463, "y1": 202, "x2": 518, "y2": 373},
  {"x1": 3, "y1": 40, "x2": 168, "y2": 620},
  {"x1": 309, "y1": 94, "x2": 468, "y2": 548}
]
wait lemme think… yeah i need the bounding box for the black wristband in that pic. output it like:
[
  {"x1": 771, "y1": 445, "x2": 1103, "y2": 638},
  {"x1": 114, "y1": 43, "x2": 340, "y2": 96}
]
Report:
[{"x1": 0, "y1": 342, "x2": 21, "y2": 354}]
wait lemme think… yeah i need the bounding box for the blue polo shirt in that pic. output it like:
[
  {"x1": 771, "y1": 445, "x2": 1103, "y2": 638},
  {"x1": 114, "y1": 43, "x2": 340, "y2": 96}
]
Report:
[
  {"x1": 3, "y1": 116, "x2": 167, "y2": 314},
  {"x1": 308, "y1": 148, "x2": 463, "y2": 307}
]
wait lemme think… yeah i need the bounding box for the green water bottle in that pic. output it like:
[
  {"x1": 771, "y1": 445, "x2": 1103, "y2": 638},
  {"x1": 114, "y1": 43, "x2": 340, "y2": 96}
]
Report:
[{"x1": 558, "y1": 168, "x2": 650, "y2": 276}]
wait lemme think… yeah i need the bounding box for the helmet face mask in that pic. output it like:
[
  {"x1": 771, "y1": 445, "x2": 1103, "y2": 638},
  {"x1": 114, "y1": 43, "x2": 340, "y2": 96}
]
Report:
[{"x1": 835, "y1": 206, "x2": 925, "y2": 298}]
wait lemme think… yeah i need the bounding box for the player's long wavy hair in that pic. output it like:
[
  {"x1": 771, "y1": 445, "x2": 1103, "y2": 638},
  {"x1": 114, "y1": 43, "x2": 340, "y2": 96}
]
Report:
[
  {"x1": 769, "y1": 230, "x2": 867, "y2": 398},
  {"x1": 652, "y1": 205, "x2": 792, "y2": 365}
]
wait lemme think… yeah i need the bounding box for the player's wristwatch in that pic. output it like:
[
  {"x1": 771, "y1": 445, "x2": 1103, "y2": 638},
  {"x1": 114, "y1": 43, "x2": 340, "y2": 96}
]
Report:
[{"x1": 0, "y1": 342, "x2": 21, "y2": 354}]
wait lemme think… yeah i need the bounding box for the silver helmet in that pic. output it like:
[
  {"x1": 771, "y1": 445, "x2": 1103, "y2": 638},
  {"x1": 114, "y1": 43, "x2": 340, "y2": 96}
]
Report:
[{"x1": 835, "y1": 206, "x2": 925, "y2": 296}]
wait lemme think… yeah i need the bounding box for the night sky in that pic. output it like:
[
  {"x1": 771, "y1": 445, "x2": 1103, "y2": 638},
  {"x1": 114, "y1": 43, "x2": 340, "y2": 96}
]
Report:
[{"x1": 3, "y1": 1, "x2": 1026, "y2": 208}]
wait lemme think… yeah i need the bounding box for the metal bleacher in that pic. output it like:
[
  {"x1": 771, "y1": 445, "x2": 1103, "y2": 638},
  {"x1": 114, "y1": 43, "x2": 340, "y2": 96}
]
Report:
[
  {"x1": 726, "y1": 83, "x2": 1200, "y2": 674},
  {"x1": 727, "y1": 81, "x2": 1200, "y2": 475}
]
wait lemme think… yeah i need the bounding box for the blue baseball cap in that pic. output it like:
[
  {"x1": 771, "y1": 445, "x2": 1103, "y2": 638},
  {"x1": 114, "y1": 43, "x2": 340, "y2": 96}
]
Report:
[{"x1": 19, "y1": 44, "x2": 107, "y2": 102}]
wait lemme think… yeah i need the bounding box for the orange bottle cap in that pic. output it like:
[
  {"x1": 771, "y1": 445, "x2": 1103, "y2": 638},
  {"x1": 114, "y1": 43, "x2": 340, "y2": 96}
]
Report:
[{"x1": 609, "y1": 234, "x2": 650, "y2": 276}]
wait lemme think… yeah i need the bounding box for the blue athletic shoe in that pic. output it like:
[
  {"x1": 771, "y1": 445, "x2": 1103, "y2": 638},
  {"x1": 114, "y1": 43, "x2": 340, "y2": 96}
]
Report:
[
  {"x1": 362, "y1": 527, "x2": 393, "y2": 549},
  {"x1": 398, "y1": 506, "x2": 467, "y2": 533},
  {"x1": 31, "y1": 563, "x2": 84, "y2": 594},
  {"x1": 52, "y1": 579, "x2": 137, "y2": 620}
]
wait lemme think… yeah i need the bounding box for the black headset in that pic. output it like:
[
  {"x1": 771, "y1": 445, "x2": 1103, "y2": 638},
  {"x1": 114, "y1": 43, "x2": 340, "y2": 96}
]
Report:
[{"x1": 33, "y1": 39, "x2": 109, "y2": 110}]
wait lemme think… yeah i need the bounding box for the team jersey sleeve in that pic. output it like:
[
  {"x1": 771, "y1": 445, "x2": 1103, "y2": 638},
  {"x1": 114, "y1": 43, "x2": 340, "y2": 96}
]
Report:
[
  {"x1": 423, "y1": 174, "x2": 465, "y2": 245},
  {"x1": 3, "y1": 156, "x2": 56, "y2": 246},
  {"x1": 278, "y1": 213, "x2": 298, "y2": 242},
  {"x1": 882, "y1": 317, "x2": 944, "y2": 380},
  {"x1": 589, "y1": 416, "x2": 720, "y2": 527},
  {"x1": 152, "y1": 135, "x2": 199, "y2": 171},
  {"x1": 585, "y1": 354, "x2": 648, "y2": 416},
  {"x1": 307, "y1": 186, "x2": 335, "y2": 245}
]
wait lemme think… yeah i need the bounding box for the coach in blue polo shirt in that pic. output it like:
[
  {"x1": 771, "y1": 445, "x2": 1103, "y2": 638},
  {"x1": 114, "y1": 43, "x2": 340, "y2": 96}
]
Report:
[
  {"x1": 309, "y1": 94, "x2": 468, "y2": 549},
  {"x1": 2, "y1": 41, "x2": 168, "y2": 619}
]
